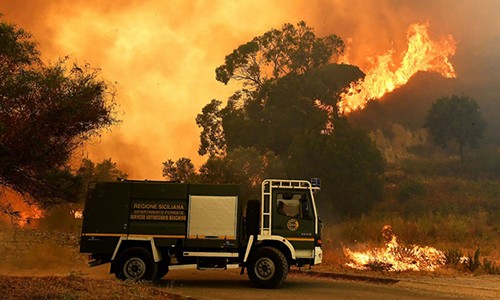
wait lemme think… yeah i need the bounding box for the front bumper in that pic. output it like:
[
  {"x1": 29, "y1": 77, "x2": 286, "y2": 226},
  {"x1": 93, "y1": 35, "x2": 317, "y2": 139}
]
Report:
[{"x1": 314, "y1": 246, "x2": 323, "y2": 264}]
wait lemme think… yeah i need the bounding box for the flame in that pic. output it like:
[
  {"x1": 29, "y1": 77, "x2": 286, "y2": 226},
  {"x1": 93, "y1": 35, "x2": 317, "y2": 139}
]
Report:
[
  {"x1": 18, "y1": 206, "x2": 44, "y2": 227},
  {"x1": 73, "y1": 210, "x2": 83, "y2": 219},
  {"x1": 314, "y1": 99, "x2": 335, "y2": 134},
  {"x1": 344, "y1": 225, "x2": 447, "y2": 272},
  {"x1": 338, "y1": 22, "x2": 457, "y2": 114},
  {"x1": 0, "y1": 189, "x2": 44, "y2": 227}
]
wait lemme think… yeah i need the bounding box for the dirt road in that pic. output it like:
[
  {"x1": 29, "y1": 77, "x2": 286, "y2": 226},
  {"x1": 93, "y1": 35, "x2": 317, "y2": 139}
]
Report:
[
  {"x1": 2, "y1": 261, "x2": 499, "y2": 299},
  {"x1": 155, "y1": 268, "x2": 500, "y2": 300},
  {"x1": 1, "y1": 265, "x2": 499, "y2": 299}
]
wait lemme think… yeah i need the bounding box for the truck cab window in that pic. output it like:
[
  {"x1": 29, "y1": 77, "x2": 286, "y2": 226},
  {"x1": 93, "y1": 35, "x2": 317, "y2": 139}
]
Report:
[{"x1": 276, "y1": 193, "x2": 310, "y2": 218}]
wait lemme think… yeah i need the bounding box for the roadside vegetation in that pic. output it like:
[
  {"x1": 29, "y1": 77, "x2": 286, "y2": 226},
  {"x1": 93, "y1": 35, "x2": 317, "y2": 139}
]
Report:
[{"x1": 321, "y1": 147, "x2": 500, "y2": 275}]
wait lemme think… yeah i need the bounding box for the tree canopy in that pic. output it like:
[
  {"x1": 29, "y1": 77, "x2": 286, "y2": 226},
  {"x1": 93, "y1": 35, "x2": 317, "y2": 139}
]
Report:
[
  {"x1": 215, "y1": 21, "x2": 345, "y2": 89},
  {"x1": 162, "y1": 157, "x2": 196, "y2": 183},
  {"x1": 424, "y1": 95, "x2": 486, "y2": 162},
  {"x1": 0, "y1": 19, "x2": 118, "y2": 206},
  {"x1": 219, "y1": 64, "x2": 364, "y2": 156},
  {"x1": 77, "y1": 158, "x2": 128, "y2": 184}
]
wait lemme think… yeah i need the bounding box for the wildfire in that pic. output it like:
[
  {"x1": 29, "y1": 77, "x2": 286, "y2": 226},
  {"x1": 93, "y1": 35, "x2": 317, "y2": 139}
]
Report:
[
  {"x1": 0, "y1": 189, "x2": 44, "y2": 227},
  {"x1": 73, "y1": 210, "x2": 83, "y2": 219},
  {"x1": 344, "y1": 225, "x2": 447, "y2": 272},
  {"x1": 338, "y1": 22, "x2": 457, "y2": 114},
  {"x1": 18, "y1": 206, "x2": 43, "y2": 227}
]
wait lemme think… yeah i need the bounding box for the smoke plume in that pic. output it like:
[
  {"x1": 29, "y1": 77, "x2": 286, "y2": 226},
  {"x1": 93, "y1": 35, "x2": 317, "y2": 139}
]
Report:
[{"x1": 0, "y1": 0, "x2": 498, "y2": 178}]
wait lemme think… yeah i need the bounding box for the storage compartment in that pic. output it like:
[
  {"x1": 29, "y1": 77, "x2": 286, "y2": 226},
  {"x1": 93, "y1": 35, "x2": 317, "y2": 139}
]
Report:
[{"x1": 187, "y1": 195, "x2": 238, "y2": 239}]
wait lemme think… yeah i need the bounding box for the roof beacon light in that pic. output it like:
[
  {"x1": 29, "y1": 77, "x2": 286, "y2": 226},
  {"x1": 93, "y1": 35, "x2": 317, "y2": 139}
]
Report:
[{"x1": 311, "y1": 178, "x2": 321, "y2": 188}]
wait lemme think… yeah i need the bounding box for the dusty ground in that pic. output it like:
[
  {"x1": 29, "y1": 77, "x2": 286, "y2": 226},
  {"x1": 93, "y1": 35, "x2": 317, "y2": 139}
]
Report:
[
  {"x1": 2, "y1": 254, "x2": 499, "y2": 300},
  {"x1": 0, "y1": 275, "x2": 182, "y2": 300},
  {"x1": 2, "y1": 268, "x2": 499, "y2": 300}
]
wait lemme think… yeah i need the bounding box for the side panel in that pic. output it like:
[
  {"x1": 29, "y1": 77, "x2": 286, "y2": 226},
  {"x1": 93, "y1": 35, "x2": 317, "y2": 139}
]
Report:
[
  {"x1": 128, "y1": 182, "x2": 189, "y2": 247},
  {"x1": 80, "y1": 182, "x2": 243, "y2": 255},
  {"x1": 80, "y1": 182, "x2": 131, "y2": 254}
]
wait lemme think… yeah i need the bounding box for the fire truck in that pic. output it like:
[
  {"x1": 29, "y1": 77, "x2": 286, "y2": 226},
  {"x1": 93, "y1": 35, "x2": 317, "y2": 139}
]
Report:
[{"x1": 80, "y1": 179, "x2": 322, "y2": 288}]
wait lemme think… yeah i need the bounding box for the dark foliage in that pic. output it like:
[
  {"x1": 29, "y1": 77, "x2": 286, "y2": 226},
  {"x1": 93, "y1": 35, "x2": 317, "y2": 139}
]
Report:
[
  {"x1": 424, "y1": 95, "x2": 486, "y2": 162},
  {"x1": 0, "y1": 19, "x2": 118, "y2": 206}
]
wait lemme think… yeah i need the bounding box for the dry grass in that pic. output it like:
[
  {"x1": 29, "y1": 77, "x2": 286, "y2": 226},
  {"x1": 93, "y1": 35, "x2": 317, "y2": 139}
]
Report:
[
  {"x1": 0, "y1": 274, "x2": 181, "y2": 300},
  {"x1": 319, "y1": 161, "x2": 500, "y2": 275}
]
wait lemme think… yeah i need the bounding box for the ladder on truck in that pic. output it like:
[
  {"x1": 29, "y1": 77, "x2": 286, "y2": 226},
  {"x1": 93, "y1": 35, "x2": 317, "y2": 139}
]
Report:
[{"x1": 260, "y1": 179, "x2": 319, "y2": 236}]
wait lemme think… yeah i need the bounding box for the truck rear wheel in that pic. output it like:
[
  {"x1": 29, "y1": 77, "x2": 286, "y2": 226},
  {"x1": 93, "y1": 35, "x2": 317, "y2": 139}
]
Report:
[
  {"x1": 115, "y1": 247, "x2": 157, "y2": 281},
  {"x1": 247, "y1": 246, "x2": 288, "y2": 289}
]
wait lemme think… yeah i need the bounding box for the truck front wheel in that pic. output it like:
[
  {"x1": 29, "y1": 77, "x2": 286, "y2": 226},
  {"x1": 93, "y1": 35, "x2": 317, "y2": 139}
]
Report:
[
  {"x1": 115, "y1": 247, "x2": 157, "y2": 281},
  {"x1": 247, "y1": 246, "x2": 288, "y2": 288}
]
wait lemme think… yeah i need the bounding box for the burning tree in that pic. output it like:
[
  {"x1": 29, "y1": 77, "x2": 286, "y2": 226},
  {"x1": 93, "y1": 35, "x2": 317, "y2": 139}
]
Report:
[{"x1": 0, "y1": 19, "x2": 118, "y2": 207}]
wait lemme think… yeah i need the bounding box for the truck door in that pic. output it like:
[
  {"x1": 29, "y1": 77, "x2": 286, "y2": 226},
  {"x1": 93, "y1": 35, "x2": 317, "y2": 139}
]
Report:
[{"x1": 271, "y1": 190, "x2": 315, "y2": 250}]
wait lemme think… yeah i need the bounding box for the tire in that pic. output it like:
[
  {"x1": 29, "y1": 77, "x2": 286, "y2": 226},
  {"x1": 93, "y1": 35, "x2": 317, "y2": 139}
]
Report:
[
  {"x1": 154, "y1": 260, "x2": 169, "y2": 280},
  {"x1": 246, "y1": 200, "x2": 260, "y2": 237},
  {"x1": 115, "y1": 247, "x2": 157, "y2": 281},
  {"x1": 247, "y1": 246, "x2": 288, "y2": 289}
]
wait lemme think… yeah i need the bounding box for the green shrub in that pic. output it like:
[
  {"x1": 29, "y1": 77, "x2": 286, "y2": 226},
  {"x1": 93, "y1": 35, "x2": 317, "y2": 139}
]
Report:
[
  {"x1": 482, "y1": 258, "x2": 500, "y2": 274},
  {"x1": 465, "y1": 248, "x2": 481, "y2": 272},
  {"x1": 397, "y1": 179, "x2": 427, "y2": 202},
  {"x1": 445, "y1": 248, "x2": 463, "y2": 266}
]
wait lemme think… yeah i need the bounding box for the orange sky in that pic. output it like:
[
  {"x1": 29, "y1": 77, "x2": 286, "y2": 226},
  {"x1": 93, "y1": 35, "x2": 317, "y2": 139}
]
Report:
[{"x1": 0, "y1": 0, "x2": 498, "y2": 179}]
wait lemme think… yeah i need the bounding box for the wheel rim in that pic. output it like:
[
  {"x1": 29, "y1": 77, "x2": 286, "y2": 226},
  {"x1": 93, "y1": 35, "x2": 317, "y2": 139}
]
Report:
[
  {"x1": 123, "y1": 257, "x2": 146, "y2": 279},
  {"x1": 254, "y1": 257, "x2": 275, "y2": 280}
]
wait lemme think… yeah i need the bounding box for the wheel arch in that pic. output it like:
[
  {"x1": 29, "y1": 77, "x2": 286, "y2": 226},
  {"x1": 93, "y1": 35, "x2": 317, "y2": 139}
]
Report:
[
  {"x1": 110, "y1": 237, "x2": 162, "y2": 274},
  {"x1": 252, "y1": 235, "x2": 296, "y2": 265}
]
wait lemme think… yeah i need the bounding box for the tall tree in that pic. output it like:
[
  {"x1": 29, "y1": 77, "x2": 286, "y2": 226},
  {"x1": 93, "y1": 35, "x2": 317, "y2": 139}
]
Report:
[
  {"x1": 424, "y1": 95, "x2": 486, "y2": 162},
  {"x1": 199, "y1": 21, "x2": 346, "y2": 157},
  {"x1": 195, "y1": 21, "x2": 385, "y2": 218},
  {"x1": 0, "y1": 19, "x2": 118, "y2": 206}
]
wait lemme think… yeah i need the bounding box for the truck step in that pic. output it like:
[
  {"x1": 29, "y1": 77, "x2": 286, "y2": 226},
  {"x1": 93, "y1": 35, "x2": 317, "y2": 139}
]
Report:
[{"x1": 197, "y1": 264, "x2": 240, "y2": 270}]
